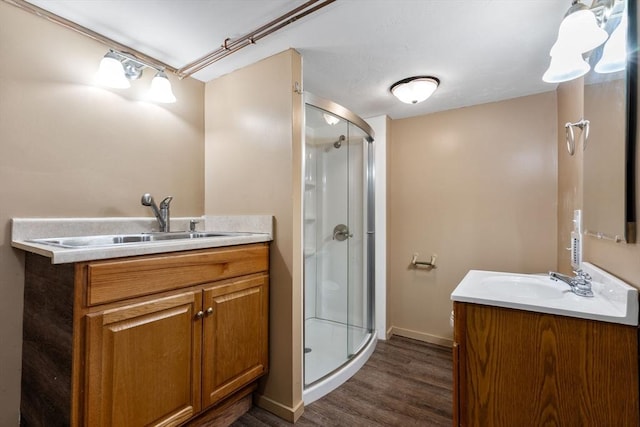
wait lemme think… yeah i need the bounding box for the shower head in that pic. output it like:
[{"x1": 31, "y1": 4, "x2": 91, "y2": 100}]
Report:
[{"x1": 334, "y1": 135, "x2": 346, "y2": 149}]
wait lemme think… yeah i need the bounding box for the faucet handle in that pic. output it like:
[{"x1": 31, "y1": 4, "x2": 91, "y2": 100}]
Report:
[
  {"x1": 189, "y1": 219, "x2": 199, "y2": 231},
  {"x1": 575, "y1": 270, "x2": 592, "y2": 282},
  {"x1": 160, "y1": 196, "x2": 173, "y2": 208}
]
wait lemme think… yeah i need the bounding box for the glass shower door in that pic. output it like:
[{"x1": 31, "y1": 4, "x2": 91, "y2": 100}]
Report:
[
  {"x1": 303, "y1": 103, "x2": 372, "y2": 387},
  {"x1": 346, "y1": 125, "x2": 370, "y2": 359}
]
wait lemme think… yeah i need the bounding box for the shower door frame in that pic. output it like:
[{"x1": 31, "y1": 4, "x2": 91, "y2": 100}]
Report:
[{"x1": 302, "y1": 93, "x2": 376, "y2": 394}]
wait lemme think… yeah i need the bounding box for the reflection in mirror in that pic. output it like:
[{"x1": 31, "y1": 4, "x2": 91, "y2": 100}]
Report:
[
  {"x1": 582, "y1": 0, "x2": 636, "y2": 243},
  {"x1": 583, "y1": 70, "x2": 626, "y2": 240}
]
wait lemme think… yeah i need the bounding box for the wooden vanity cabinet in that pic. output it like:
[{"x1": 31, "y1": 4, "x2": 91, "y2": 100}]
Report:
[
  {"x1": 201, "y1": 275, "x2": 268, "y2": 408},
  {"x1": 84, "y1": 291, "x2": 203, "y2": 427},
  {"x1": 453, "y1": 302, "x2": 639, "y2": 427},
  {"x1": 21, "y1": 243, "x2": 269, "y2": 427}
]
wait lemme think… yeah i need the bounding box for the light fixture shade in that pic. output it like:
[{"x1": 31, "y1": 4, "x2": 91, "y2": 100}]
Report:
[
  {"x1": 554, "y1": 8, "x2": 609, "y2": 54},
  {"x1": 390, "y1": 76, "x2": 439, "y2": 104},
  {"x1": 148, "y1": 71, "x2": 176, "y2": 103},
  {"x1": 96, "y1": 52, "x2": 130, "y2": 89},
  {"x1": 595, "y1": 11, "x2": 628, "y2": 74},
  {"x1": 543, "y1": 49, "x2": 591, "y2": 83}
]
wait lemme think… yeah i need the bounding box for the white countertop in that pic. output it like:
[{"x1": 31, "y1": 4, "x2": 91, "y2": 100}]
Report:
[
  {"x1": 451, "y1": 263, "x2": 639, "y2": 326},
  {"x1": 12, "y1": 216, "x2": 273, "y2": 264}
]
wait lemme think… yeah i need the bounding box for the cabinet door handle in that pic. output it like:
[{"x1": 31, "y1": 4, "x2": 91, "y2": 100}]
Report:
[
  {"x1": 195, "y1": 310, "x2": 204, "y2": 319},
  {"x1": 205, "y1": 307, "x2": 214, "y2": 316}
]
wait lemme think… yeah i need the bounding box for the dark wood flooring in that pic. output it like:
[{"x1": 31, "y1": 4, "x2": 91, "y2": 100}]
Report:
[{"x1": 233, "y1": 336, "x2": 453, "y2": 426}]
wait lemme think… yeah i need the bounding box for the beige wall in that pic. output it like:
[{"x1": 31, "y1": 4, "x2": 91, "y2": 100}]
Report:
[
  {"x1": 0, "y1": 3, "x2": 205, "y2": 424},
  {"x1": 388, "y1": 93, "x2": 558, "y2": 344},
  {"x1": 556, "y1": 78, "x2": 585, "y2": 274},
  {"x1": 204, "y1": 50, "x2": 304, "y2": 421}
]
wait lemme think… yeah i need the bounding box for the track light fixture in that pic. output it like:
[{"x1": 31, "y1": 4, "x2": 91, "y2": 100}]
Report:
[{"x1": 96, "y1": 50, "x2": 176, "y2": 103}]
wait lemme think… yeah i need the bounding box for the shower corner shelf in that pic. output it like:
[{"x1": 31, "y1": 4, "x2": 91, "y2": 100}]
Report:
[
  {"x1": 305, "y1": 181, "x2": 316, "y2": 190},
  {"x1": 305, "y1": 216, "x2": 316, "y2": 223}
]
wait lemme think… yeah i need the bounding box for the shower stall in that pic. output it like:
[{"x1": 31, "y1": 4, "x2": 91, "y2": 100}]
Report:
[{"x1": 303, "y1": 94, "x2": 376, "y2": 403}]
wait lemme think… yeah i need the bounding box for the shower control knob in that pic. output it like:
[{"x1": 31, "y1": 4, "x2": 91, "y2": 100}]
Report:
[{"x1": 333, "y1": 224, "x2": 352, "y2": 241}]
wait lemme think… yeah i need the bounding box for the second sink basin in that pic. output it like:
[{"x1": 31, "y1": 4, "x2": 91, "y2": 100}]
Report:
[
  {"x1": 29, "y1": 231, "x2": 247, "y2": 248},
  {"x1": 451, "y1": 264, "x2": 638, "y2": 326}
]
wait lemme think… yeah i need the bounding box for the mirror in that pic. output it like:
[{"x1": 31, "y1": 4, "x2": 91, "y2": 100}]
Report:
[{"x1": 583, "y1": 0, "x2": 636, "y2": 243}]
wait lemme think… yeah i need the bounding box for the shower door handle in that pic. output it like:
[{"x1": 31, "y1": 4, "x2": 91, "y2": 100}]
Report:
[{"x1": 333, "y1": 224, "x2": 353, "y2": 241}]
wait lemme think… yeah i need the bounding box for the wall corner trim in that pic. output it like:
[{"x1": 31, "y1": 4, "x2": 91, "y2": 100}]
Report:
[{"x1": 254, "y1": 394, "x2": 304, "y2": 423}]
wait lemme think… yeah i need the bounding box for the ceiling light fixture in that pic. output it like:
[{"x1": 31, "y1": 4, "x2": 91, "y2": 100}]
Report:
[
  {"x1": 96, "y1": 49, "x2": 177, "y2": 103},
  {"x1": 390, "y1": 76, "x2": 440, "y2": 104},
  {"x1": 543, "y1": 0, "x2": 627, "y2": 83}
]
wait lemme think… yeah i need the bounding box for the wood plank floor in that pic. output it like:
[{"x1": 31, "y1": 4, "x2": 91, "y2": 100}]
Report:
[{"x1": 232, "y1": 336, "x2": 453, "y2": 426}]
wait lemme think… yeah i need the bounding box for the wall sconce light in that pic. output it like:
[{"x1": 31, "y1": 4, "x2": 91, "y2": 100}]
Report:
[
  {"x1": 594, "y1": 2, "x2": 627, "y2": 73},
  {"x1": 96, "y1": 49, "x2": 176, "y2": 103},
  {"x1": 148, "y1": 71, "x2": 177, "y2": 103},
  {"x1": 390, "y1": 76, "x2": 440, "y2": 104},
  {"x1": 97, "y1": 51, "x2": 131, "y2": 88},
  {"x1": 543, "y1": 0, "x2": 627, "y2": 83}
]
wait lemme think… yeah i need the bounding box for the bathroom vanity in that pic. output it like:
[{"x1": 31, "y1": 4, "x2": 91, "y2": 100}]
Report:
[
  {"x1": 13, "y1": 217, "x2": 272, "y2": 427},
  {"x1": 451, "y1": 266, "x2": 639, "y2": 426}
]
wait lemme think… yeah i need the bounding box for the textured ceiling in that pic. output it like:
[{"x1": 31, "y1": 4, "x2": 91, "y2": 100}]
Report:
[{"x1": 25, "y1": 0, "x2": 569, "y2": 120}]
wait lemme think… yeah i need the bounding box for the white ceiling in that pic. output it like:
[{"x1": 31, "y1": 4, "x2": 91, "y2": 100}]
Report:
[{"x1": 25, "y1": 0, "x2": 569, "y2": 120}]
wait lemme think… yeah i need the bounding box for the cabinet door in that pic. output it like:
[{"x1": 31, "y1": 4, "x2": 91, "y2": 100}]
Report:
[
  {"x1": 201, "y1": 274, "x2": 269, "y2": 408},
  {"x1": 85, "y1": 292, "x2": 202, "y2": 427},
  {"x1": 459, "y1": 303, "x2": 639, "y2": 426}
]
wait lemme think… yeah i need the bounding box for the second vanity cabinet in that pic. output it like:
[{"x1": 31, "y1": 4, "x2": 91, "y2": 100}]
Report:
[
  {"x1": 453, "y1": 302, "x2": 639, "y2": 426},
  {"x1": 21, "y1": 243, "x2": 269, "y2": 427}
]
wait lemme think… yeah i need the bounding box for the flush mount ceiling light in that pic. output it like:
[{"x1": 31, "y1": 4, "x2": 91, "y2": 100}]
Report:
[
  {"x1": 390, "y1": 76, "x2": 440, "y2": 104},
  {"x1": 96, "y1": 50, "x2": 176, "y2": 103},
  {"x1": 543, "y1": 0, "x2": 627, "y2": 83}
]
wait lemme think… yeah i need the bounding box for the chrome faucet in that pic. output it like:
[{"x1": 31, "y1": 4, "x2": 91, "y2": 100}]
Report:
[
  {"x1": 549, "y1": 270, "x2": 594, "y2": 297},
  {"x1": 141, "y1": 193, "x2": 173, "y2": 232}
]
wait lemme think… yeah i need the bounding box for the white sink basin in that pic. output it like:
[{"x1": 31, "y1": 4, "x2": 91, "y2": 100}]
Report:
[
  {"x1": 451, "y1": 262, "x2": 638, "y2": 325},
  {"x1": 478, "y1": 275, "x2": 565, "y2": 300}
]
